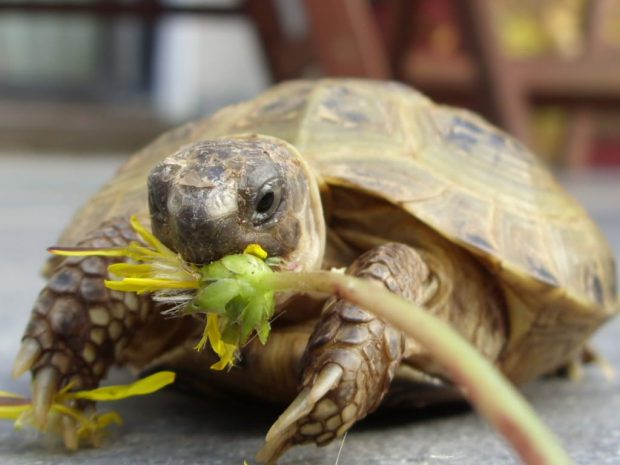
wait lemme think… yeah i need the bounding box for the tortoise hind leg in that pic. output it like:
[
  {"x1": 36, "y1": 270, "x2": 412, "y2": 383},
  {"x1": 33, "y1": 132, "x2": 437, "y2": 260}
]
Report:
[
  {"x1": 555, "y1": 343, "x2": 615, "y2": 381},
  {"x1": 257, "y1": 243, "x2": 439, "y2": 464}
]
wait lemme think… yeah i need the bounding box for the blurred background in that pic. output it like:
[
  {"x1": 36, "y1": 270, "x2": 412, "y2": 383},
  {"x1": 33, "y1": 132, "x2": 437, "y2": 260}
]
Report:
[{"x1": 0, "y1": 0, "x2": 619, "y2": 166}]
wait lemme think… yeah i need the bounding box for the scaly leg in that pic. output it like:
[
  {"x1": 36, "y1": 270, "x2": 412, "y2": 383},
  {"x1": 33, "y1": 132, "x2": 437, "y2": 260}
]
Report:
[
  {"x1": 257, "y1": 243, "x2": 444, "y2": 463},
  {"x1": 556, "y1": 343, "x2": 616, "y2": 381},
  {"x1": 12, "y1": 217, "x2": 190, "y2": 448}
]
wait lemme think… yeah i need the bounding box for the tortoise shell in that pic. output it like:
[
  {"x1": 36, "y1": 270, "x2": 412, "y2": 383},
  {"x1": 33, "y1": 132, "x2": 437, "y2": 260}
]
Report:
[{"x1": 56, "y1": 79, "x2": 618, "y2": 383}]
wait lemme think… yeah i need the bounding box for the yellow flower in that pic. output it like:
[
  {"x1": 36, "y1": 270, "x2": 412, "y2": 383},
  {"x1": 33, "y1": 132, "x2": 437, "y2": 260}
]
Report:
[
  {"x1": 49, "y1": 215, "x2": 200, "y2": 294},
  {"x1": 48, "y1": 216, "x2": 276, "y2": 372},
  {"x1": 193, "y1": 244, "x2": 272, "y2": 371},
  {"x1": 0, "y1": 371, "x2": 175, "y2": 444},
  {"x1": 189, "y1": 246, "x2": 276, "y2": 370}
]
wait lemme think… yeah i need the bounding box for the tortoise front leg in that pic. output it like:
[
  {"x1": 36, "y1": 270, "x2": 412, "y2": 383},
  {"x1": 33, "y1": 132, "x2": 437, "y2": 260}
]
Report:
[
  {"x1": 12, "y1": 218, "x2": 182, "y2": 447},
  {"x1": 257, "y1": 243, "x2": 440, "y2": 463}
]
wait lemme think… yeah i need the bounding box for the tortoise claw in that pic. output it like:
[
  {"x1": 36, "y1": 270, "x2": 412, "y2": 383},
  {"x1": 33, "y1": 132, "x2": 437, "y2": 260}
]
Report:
[
  {"x1": 32, "y1": 367, "x2": 60, "y2": 428},
  {"x1": 584, "y1": 345, "x2": 616, "y2": 381},
  {"x1": 62, "y1": 415, "x2": 79, "y2": 451},
  {"x1": 257, "y1": 364, "x2": 343, "y2": 464},
  {"x1": 12, "y1": 339, "x2": 41, "y2": 379}
]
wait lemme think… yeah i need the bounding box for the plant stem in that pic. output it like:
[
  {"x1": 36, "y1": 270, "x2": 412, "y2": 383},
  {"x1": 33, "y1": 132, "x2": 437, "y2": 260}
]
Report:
[{"x1": 257, "y1": 271, "x2": 573, "y2": 465}]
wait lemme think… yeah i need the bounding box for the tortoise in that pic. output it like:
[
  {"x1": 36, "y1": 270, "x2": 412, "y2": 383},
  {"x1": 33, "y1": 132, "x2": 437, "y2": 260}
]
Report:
[{"x1": 14, "y1": 79, "x2": 618, "y2": 462}]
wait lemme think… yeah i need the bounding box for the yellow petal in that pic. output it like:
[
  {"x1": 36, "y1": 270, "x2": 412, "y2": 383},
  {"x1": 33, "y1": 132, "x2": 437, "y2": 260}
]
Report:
[
  {"x1": 104, "y1": 278, "x2": 199, "y2": 293},
  {"x1": 48, "y1": 246, "x2": 130, "y2": 257},
  {"x1": 193, "y1": 313, "x2": 220, "y2": 353},
  {"x1": 243, "y1": 243, "x2": 268, "y2": 260},
  {"x1": 0, "y1": 404, "x2": 31, "y2": 420},
  {"x1": 95, "y1": 411, "x2": 124, "y2": 428},
  {"x1": 0, "y1": 390, "x2": 25, "y2": 399},
  {"x1": 202, "y1": 314, "x2": 237, "y2": 370},
  {"x1": 51, "y1": 403, "x2": 98, "y2": 431},
  {"x1": 66, "y1": 371, "x2": 176, "y2": 402},
  {"x1": 76, "y1": 410, "x2": 124, "y2": 440},
  {"x1": 209, "y1": 342, "x2": 236, "y2": 371},
  {"x1": 206, "y1": 314, "x2": 221, "y2": 341},
  {"x1": 0, "y1": 392, "x2": 31, "y2": 421},
  {"x1": 123, "y1": 243, "x2": 162, "y2": 261},
  {"x1": 194, "y1": 325, "x2": 210, "y2": 352},
  {"x1": 130, "y1": 215, "x2": 175, "y2": 258},
  {"x1": 108, "y1": 263, "x2": 155, "y2": 278},
  {"x1": 14, "y1": 410, "x2": 33, "y2": 430}
]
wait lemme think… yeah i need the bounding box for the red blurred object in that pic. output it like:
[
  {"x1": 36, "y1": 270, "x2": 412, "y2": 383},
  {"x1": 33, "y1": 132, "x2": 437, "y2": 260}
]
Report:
[{"x1": 592, "y1": 140, "x2": 620, "y2": 166}]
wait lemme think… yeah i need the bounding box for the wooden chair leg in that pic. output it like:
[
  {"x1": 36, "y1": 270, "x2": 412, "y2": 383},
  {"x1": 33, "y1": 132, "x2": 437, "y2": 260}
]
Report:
[
  {"x1": 302, "y1": 0, "x2": 390, "y2": 78},
  {"x1": 245, "y1": 0, "x2": 310, "y2": 81},
  {"x1": 455, "y1": 0, "x2": 532, "y2": 146},
  {"x1": 381, "y1": 0, "x2": 414, "y2": 78},
  {"x1": 564, "y1": 108, "x2": 595, "y2": 170}
]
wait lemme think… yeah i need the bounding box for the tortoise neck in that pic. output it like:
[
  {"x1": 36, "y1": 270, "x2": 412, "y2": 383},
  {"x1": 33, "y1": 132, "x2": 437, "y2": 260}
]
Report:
[{"x1": 280, "y1": 152, "x2": 325, "y2": 273}]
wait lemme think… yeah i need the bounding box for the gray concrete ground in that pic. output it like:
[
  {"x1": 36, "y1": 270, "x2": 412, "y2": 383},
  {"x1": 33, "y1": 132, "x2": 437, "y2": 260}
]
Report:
[{"x1": 0, "y1": 153, "x2": 619, "y2": 465}]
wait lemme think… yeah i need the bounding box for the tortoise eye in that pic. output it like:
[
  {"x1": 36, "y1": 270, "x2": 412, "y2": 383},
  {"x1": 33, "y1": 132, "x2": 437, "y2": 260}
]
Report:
[
  {"x1": 256, "y1": 191, "x2": 275, "y2": 214},
  {"x1": 253, "y1": 181, "x2": 282, "y2": 225}
]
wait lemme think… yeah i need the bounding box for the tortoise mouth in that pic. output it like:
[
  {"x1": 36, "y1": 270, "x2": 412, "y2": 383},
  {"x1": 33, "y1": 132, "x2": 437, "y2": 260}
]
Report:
[{"x1": 153, "y1": 226, "x2": 289, "y2": 269}]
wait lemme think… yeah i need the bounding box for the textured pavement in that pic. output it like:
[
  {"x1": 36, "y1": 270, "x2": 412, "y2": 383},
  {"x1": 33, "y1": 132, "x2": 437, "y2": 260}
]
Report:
[{"x1": 0, "y1": 153, "x2": 619, "y2": 465}]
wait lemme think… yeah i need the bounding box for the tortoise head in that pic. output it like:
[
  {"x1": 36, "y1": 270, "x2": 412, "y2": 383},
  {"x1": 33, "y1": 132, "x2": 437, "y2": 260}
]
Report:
[{"x1": 147, "y1": 134, "x2": 325, "y2": 270}]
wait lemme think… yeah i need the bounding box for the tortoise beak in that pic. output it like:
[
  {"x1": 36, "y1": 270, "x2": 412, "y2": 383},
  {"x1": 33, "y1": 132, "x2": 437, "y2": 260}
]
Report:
[
  {"x1": 151, "y1": 184, "x2": 243, "y2": 265},
  {"x1": 171, "y1": 216, "x2": 243, "y2": 265}
]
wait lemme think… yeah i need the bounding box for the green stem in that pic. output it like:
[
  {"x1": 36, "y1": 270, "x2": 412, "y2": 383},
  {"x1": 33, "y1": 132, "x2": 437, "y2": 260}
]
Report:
[{"x1": 257, "y1": 271, "x2": 573, "y2": 465}]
